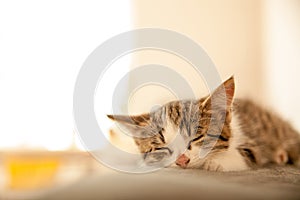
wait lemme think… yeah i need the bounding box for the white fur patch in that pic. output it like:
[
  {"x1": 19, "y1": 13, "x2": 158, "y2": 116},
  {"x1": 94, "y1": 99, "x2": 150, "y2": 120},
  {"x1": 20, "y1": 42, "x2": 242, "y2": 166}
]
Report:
[
  {"x1": 164, "y1": 121, "x2": 179, "y2": 144},
  {"x1": 164, "y1": 121, "x2": 187, "y2": 159},
  {"x1": 212, "y1": 112, "x2": 249, "y2": 171}
]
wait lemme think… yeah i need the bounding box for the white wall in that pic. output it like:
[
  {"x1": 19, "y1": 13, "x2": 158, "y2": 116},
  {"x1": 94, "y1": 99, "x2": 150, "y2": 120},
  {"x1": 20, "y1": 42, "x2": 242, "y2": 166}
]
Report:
[
  {"x1": 0, "y1": 1, "x2": 132, "y2": 150},
  {"x1": 129, "y1": 0, "x2": 300, "y2": 132},
  {"x1": 263, "y1": 0, "x2": 300, "y2": 131},
  {"x1": 130, "y1": 0, "x2": 263, "y2": 113}
]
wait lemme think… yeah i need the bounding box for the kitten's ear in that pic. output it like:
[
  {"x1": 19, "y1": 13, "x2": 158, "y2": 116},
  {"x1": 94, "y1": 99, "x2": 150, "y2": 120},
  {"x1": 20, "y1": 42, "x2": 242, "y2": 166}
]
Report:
[
  {"x1": 107, "y1": 113, "x2": 151, "y2": 137},
  {"x1": 107, "y1": 113, "x2": 150, "y2": 127},
  {"x1": 202, "y1": 76, "x2": 235, "y2": 110}
]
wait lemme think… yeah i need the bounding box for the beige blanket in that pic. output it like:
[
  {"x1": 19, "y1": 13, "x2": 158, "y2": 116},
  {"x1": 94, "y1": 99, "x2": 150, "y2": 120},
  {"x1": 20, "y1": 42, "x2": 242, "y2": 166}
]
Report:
[{"x1": 40, "y1": 166, "x2": 300, "y2": 200}]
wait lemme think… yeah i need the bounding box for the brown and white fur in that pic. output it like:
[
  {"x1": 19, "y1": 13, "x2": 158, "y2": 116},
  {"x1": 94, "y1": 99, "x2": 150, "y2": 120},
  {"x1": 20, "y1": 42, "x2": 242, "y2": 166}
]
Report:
[{"x1": 107, "y1": 77, "x2": 300, "y2": 171}]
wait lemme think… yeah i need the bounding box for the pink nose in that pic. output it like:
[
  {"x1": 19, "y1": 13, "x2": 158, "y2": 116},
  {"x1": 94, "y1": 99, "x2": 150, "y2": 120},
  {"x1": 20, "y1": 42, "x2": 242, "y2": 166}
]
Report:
[{"x1": 176, "y1": 154, "x2": 190, "y2": 169}]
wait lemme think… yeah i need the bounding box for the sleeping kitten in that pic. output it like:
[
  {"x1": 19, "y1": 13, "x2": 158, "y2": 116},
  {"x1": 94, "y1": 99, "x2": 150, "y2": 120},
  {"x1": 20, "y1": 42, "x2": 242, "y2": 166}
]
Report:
[{"x1": 107, "y1": 77, "x2": 300, "y2": 171}]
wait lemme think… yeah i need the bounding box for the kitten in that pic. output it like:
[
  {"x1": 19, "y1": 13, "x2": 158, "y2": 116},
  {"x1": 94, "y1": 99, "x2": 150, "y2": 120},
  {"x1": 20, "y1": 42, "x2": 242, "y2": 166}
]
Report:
[{"x1": 107, "y1": 77, "x2": 300, "y2": 171}]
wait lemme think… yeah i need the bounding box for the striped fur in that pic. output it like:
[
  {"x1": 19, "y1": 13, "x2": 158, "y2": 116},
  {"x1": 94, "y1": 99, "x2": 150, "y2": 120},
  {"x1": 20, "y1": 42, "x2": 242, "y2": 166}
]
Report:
[{"x1": 107, "y1": 77, "x2": 300, "y2": 171}]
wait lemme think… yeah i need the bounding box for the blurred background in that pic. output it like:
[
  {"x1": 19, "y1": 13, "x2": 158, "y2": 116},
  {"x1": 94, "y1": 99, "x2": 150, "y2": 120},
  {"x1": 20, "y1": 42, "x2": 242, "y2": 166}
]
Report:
[{"x1": 0, "y1": 0, "x2": 300, "y2": 199}]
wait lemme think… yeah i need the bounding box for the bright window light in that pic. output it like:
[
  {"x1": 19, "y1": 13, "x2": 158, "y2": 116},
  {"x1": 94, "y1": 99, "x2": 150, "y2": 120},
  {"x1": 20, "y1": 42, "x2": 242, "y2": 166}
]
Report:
[{"x1": 0, "y1": 0, "x2": 132, "y2": 151}]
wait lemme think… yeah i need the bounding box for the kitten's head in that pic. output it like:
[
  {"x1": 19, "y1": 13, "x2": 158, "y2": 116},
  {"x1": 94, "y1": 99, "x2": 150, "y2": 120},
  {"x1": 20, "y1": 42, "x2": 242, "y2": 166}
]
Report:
[
  {"x1": 107, "y1": 106, "x2": 176, "y2": 166},
  {"x1": 107, "y1": 77, "x2": 235, "y2": 168}
]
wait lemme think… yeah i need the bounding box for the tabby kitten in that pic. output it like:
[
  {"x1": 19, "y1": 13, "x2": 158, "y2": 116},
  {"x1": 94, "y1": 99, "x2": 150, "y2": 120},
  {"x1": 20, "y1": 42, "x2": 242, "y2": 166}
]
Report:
[{"x1": 107, "y1": 77, "x2": 300, "y2": 171}]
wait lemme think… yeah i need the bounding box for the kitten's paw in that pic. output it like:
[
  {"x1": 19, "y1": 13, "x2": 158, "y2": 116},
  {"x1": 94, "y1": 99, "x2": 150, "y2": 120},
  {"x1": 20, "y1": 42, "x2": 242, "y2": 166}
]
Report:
[{"x1": 201, "y1": 160, "x2": 224, "y2": 171}]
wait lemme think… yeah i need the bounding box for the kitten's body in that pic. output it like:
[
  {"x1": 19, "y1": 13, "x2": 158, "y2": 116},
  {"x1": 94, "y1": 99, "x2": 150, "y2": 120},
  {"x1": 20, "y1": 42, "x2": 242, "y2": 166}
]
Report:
[
  {"x1": 233, "y1": 99, "x2": 300, "y2": 168},
  {"x1": 182, "y1": 98, "x2": 300, "y2": 171},
  {"x1": 108, "y1": 77, "x2": 300, "y2": 171}
]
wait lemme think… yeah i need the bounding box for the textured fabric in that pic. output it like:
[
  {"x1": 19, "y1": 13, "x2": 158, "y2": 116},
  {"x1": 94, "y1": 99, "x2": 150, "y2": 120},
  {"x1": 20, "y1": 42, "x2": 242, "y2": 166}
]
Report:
[{"x1": 40, "y1": 167, "x2": 300, "y2": 200}]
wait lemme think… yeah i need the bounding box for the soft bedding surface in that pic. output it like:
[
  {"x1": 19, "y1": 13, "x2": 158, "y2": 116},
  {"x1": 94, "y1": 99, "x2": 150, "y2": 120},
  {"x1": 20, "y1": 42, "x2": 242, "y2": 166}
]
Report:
[{"x1": 39, "y1": 166, "x2": 300, "y2": 200}]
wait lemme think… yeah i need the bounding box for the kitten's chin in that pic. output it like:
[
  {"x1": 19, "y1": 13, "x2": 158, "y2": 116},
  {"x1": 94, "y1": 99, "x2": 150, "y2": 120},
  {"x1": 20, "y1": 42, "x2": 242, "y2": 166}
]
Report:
[{"x1": 143, "y1": 155, "x2": 178, "y2": 168}]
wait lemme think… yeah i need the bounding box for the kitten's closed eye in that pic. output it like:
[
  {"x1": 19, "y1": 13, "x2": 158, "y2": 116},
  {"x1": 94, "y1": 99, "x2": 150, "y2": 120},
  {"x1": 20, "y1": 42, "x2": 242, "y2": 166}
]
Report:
[
  {"x1": 187, "y1": 135, "x2": 204, "y2": 150},
  {"x1": 240, "y1": 148, "x2": 256, "y2": 163},
  {"x1": 143, "y1": 147, "x2": 173, "y2": 164}
]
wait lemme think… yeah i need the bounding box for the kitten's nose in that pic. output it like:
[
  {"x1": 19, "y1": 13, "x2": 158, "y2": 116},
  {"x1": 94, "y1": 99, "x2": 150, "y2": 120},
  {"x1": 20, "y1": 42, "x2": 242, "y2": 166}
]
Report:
[{"x1": 176, "y1": 154, "x2": 190, "y2": 169}]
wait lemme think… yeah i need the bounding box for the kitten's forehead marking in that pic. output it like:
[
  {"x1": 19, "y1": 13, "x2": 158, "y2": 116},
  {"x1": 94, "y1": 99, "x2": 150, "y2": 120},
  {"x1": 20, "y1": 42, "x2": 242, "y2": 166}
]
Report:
[
  {"x1": 163, "y1": 119, "x2": 186, "y2": 157},
  {"x1": 164, "y1": 101, "x2": 200, "y2": 148},
  {"x1": 163, "y1": 120, "x2": 179, "y2": 144}
]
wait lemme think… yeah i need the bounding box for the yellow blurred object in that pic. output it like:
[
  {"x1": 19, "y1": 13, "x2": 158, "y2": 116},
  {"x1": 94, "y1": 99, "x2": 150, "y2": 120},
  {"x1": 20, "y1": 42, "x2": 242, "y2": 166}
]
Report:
[{"x1": 5, "y1": 157, "x2": 60, "y2": 190}]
